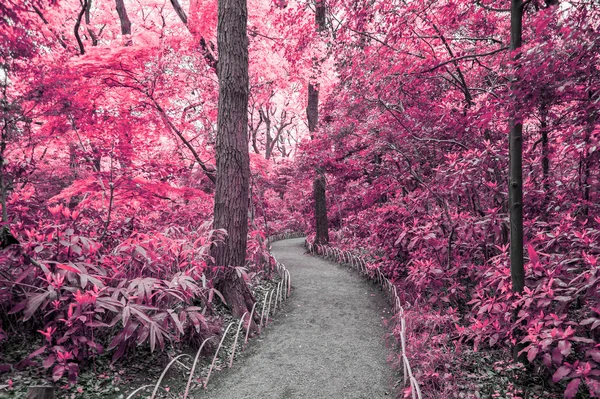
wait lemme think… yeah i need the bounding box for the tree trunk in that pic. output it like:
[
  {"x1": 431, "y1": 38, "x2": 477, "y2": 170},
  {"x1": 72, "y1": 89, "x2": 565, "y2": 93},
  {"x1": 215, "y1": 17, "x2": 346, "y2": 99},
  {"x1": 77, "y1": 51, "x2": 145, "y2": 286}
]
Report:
[
  {"x1": 211, "y1": 0, "x2": 255, "y2": 319},
  {"x1": 582, "y1": 87, "x2": 598, "y2": 218},
  {"x1": 309, "y1": 0, "x2": 329, "y2": 245},
  {"x1": 509, "y1": 0, "x2": 525, "y2": 295},
  {"x1": 27, "y1": 387, "x2": 54, "y2": 399},
  {"x1": 115, "y1": 0, "x2": 132, "y2": 45},
  {"x1": 315, "y1": 0, "x2": 326, "y2": 30},
  {"x1": 540, "y1": 101, "x2": 550, "y2": 212},
  {"x1": 509, "y1": 0, "x2": 528, "y2": 365},
  {"x1": 313, "y1": 173, "x2": 329, "y2": 244},
  {"x1": 261, "y1": 108, "x2": 273, "y2": 160},
  {"x1": 307, "y1": 83, "x2": 319, "y2": 138},
  {"x1": 0, "y1": 131, "x2": 8, "y2": 224}
]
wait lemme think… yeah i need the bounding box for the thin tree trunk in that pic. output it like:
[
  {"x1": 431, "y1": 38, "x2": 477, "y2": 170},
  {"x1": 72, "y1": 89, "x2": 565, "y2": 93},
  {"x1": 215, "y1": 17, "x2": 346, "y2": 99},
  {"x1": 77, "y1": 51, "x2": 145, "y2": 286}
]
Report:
[
  {"x1": 313, "y1": 172, "x2": 329, "y2": 244},
  {"x1": 540, "y1": 102, "x2": 550, "y2": 211},
  {"x1": 310, "y1": 0, "x2": 329, "y2": 245},
  {"x1": 115, "y1": 0, "x2": 132, "y2": 45},
  {"x1": 84, "y1": 0, "x2": 99, "y2": 46},
  {"x1": 260, "y1": 108, "x2": 273, "y2": 160},
  {"x1": 582, "y1": 88, "x2": 597, "y2": 217},
  {"x1": 0, "y1": 125, "x2": 8, "y2": 224},
  {"x1": 509, "y1": 0, "x2": 528, "y2": 364},
  {"x1": 74, "y1": 0, "x2": 88, "y2": 55},
  {"x1": 211, "y1": 0, "x2": 255, "y2": 319},
  {"x1": 509, "y1": 0, "x2": 525, "y2": 294},
  {"x1": 307, "y1": 83, "x2": 319, "y2": 138}
]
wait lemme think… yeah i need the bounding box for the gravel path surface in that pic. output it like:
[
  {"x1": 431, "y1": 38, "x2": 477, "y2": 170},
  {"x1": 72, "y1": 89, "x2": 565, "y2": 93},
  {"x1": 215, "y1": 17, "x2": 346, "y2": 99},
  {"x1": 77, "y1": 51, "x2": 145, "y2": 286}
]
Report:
[{"x1": 196, "y1": 237, "x2": 395, "y2": 399}]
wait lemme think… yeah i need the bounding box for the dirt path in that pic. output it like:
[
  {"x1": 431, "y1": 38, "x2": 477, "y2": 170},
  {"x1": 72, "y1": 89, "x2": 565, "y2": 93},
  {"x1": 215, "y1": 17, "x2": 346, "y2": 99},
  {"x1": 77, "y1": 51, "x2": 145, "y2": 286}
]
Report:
[{"x1": 196, "y1": 238, "x2": 395, "y2": 398}]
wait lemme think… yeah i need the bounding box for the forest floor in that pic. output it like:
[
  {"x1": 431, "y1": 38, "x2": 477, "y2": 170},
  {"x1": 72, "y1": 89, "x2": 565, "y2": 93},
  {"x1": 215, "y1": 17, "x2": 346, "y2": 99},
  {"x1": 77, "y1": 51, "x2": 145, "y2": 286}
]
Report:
[{"x1": 194, "y1": 237, "x2": 397, "y2": 398}]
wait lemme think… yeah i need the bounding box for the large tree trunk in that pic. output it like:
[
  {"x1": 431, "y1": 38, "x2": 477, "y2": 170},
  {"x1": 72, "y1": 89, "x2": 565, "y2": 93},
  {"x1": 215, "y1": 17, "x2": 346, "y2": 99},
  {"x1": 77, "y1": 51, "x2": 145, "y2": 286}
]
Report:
[
  {"x1": 211, "y1": 0, "x2": 255, "y2": 318},
  {"x1": 509, "y1": 0, "x2": 525, "y2": 295},
  {"x1": 309, "y1": 0, "x2": 329, "y2": 245}
]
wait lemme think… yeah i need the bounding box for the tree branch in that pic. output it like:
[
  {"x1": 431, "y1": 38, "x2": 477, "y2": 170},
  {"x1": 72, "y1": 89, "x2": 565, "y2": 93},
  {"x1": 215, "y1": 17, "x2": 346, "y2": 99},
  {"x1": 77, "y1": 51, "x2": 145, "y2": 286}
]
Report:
[
  {"x1": 74, "y1": 0, "x2": 88, "y2": 55},
  {"x1": 149, "y1": 97, "x2": 216, "y2": 184},
  {"x1": 475, "y1": 0, "x2": 510, "y2": 12},
  {"x1": 169, "y1": 0, "x2": 188, "y2": 24},
  {"x1": 425, "y1": 46, "x2": 509, "y2": 72}
]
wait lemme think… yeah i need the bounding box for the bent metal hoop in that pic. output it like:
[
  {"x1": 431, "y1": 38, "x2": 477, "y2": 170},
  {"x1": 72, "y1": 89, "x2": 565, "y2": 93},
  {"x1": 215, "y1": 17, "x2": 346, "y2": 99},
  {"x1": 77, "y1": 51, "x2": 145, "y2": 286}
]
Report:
[{"x1": 133, "y1": 232, "x2": 301, "y2": 399}]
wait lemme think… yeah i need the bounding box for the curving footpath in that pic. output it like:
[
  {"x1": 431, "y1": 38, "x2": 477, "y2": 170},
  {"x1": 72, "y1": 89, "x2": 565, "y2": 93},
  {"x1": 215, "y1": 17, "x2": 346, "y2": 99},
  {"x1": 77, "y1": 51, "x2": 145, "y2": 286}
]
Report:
[{"x1": 197, "y1": 238, "x2": 395, "y2": 398}]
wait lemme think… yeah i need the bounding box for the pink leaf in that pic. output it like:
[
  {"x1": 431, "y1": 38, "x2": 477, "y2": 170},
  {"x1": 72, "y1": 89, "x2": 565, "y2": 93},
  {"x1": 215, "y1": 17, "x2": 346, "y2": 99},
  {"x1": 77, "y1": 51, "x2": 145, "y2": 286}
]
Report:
[
  {"x1": 23, "y1": 292, "x2": 50, "y2": 321},
  {"x1": 57, "y1": 263, "x2": 81, "y2": 274},
  {"x1": 552, "y1": 347, "x2": 564, "y2": 365},
  {"x1": 588, "y1": 349, "x2": 600, "y2": 363},
  {"x1": 527, "y1": 346, "x2": 539, "y2": 362},
  {"x1": 43, "y1": 355, "x2": 56, "y2": 369},
  {"x1": 52, "y1": 365, "x2": 65, "y2": 382},
  {"x1": 553, "y1": 365, "x2": 572, "y2": 382},
  {"x1": 558, "y1": 340, "x2": 572, "y2": 356},
  {"x1": 564, "y1": 378, "x2": 580, "y2": 399},
  {"x1": 527, "y1": 243, "x2": 540, "y2": 265}
]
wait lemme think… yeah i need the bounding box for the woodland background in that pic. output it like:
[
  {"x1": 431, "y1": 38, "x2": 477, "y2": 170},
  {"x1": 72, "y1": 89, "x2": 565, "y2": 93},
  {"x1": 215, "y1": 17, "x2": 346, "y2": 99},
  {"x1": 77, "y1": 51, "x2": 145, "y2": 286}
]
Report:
[{"x1": 0, "y1": 0, "x2": 599, "y2": 398}]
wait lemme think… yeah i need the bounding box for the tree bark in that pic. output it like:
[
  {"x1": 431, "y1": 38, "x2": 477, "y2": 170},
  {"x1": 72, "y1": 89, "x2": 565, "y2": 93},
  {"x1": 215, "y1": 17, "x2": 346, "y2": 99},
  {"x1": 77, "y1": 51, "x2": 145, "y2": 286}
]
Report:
[
  {"x1": 211, "y1": 0, "x2": 255, "y2": 318},
  {"x1": 260, "y1": 108, "x2": 273, "y2": 159},
  {"x1": 315, "y1": 0, "x2": 326, "y2": 30},
  {"x1": 84, "y1": 0, "x2": 99, "y2": 46},
  {"x1": 509, "y1": 0, "x2": 525, "y2": 294},
  {"x1": 27, "y1": 387, "x2": 54, "y2": 399}
]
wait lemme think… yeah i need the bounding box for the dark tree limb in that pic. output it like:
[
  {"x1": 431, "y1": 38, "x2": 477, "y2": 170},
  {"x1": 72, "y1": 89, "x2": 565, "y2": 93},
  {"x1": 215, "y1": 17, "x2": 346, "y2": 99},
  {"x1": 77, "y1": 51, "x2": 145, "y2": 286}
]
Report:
[
  {"x1": 169, "y1": 0, "x2": 188, "y2": 24},
  {"x1": 74, "y1": 0, "x2": 88, "y2": 55}
]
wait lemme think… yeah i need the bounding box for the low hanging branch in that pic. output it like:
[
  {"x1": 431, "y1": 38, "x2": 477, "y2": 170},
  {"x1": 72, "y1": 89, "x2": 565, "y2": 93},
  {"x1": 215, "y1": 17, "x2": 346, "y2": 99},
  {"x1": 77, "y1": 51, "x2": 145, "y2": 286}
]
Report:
[
  {"x1": 150, "y1": 98, "x2": 217, "y2": 184},
  {"x1": 103, "y1": 72, "x2": 217, "y2": 184}
]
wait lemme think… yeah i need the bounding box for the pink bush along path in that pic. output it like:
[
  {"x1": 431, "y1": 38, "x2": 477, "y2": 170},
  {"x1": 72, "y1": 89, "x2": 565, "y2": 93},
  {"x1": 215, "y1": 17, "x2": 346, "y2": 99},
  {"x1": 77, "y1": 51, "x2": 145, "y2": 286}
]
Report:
[
  {"x1": 288, "y1": 1, "x2": 599, "y2": 398},
  {"x1": 1, "y1": 0, "x2": 599, "y2": 398}
]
